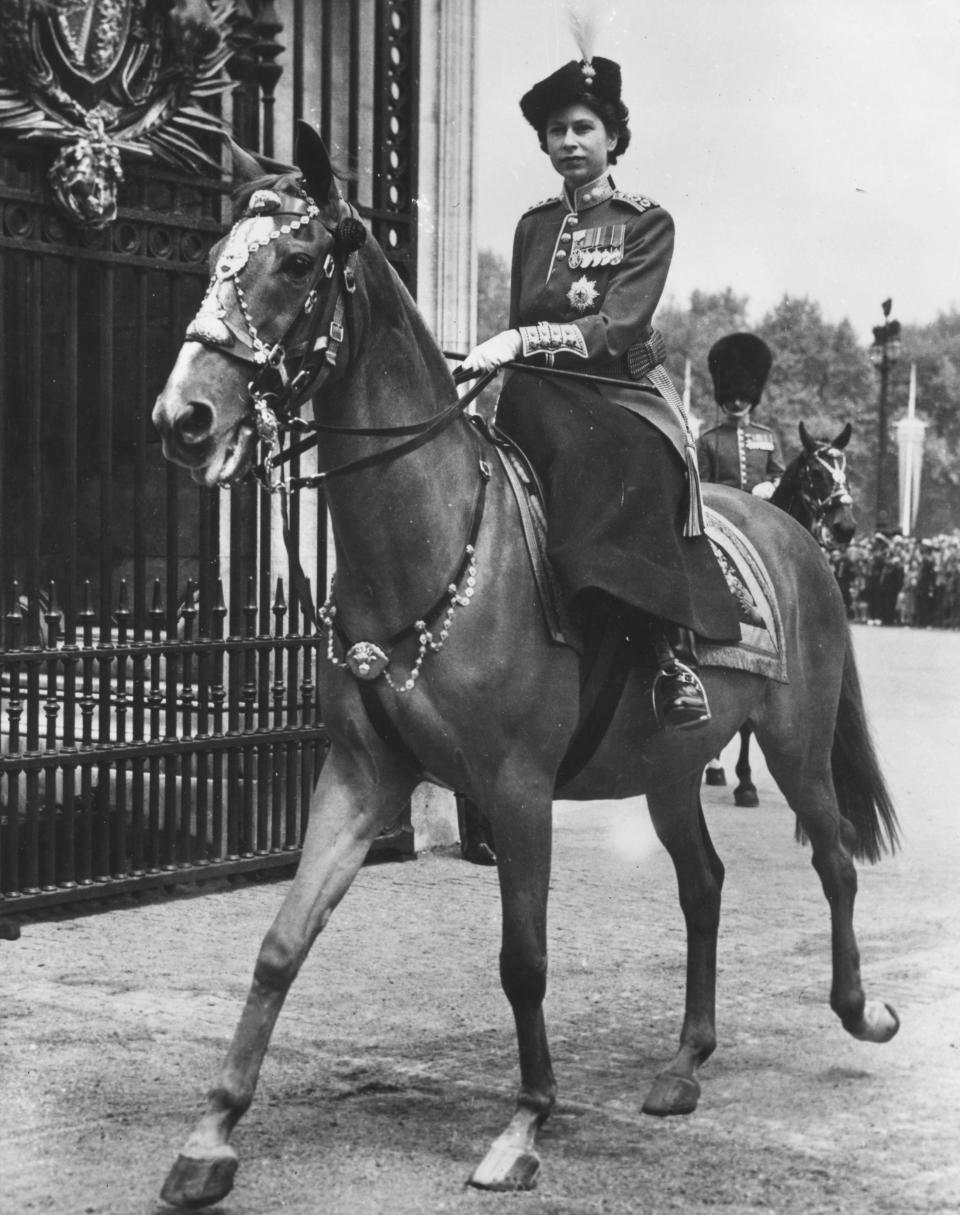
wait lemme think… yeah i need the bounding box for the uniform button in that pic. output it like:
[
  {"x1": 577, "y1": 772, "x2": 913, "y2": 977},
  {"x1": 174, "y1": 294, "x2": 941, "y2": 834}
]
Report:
[
  {"x1": 582, "y1": 192, "x2": 592, "y2": 201},
  {"x1": 566, "y1": 214, "x2": 577, "y2": 225},
  {"x1": 560, "y1": 232, "x2": 571, "y2": 242},
  {"x1": 556, "y1": 248, "x2": 568, "y2": 259}
]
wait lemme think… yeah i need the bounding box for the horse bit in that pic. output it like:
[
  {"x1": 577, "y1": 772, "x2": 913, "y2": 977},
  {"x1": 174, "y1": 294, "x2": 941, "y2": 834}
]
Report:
[{"x1": 184, "y1": 185, "x2": 494, "y2": 694}]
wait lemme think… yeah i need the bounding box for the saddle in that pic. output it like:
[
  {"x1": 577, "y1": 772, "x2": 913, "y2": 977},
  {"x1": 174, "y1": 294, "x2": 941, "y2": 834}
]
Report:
[{"x1": 475, "y1": 419, "x2": 787, "y2": 789}]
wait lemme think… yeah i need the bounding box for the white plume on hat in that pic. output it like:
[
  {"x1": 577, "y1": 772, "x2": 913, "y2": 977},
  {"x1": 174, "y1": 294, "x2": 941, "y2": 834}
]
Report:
[{"x1": 567, "y1": 0, "x2": 616, "y2": 65}]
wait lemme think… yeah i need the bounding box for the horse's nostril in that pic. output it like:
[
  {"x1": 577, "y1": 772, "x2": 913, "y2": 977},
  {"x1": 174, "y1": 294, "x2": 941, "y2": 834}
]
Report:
[{"x1": 178, "y1": 401, "x2": 215, "y2": 444}]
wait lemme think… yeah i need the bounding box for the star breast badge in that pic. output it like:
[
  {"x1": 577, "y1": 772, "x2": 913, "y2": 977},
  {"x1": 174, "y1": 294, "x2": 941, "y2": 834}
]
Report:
[{"x1": 566, "y1": 275, "x2": 599, "y2": 312}]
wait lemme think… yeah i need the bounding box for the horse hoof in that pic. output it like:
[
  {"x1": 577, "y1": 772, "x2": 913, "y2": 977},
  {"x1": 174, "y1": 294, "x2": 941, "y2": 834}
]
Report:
[
  {"x1": 734, "y1": 788, "x2": 759, "y2": 807},
  {"x1": 851, "y1": 1000, "x2": 900, "y2": 1044},
  {"x1": 469, "y1": 1145, "x2": 541, "y2": 1191},
  {"x1": 642, "y1": 1071, "x2": 701, "y2": 1117},
  {"x1": 160, "y1": 1149, "x2": 238, "y2": 1209},
  {"x1": 704, "y1": 768, "x2": 727, "y2": 786}
]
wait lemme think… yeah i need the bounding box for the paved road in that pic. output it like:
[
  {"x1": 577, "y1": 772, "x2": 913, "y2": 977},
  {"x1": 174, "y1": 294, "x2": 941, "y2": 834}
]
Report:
[{"x1": 2, "y1": 625, "x2": 959, "y2": 1214}]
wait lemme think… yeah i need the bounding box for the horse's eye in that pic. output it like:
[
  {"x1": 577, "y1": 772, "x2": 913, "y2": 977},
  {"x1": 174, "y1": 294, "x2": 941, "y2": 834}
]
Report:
[{"x1": 284, "y1": 254, "x2": 314, "y2": 279}]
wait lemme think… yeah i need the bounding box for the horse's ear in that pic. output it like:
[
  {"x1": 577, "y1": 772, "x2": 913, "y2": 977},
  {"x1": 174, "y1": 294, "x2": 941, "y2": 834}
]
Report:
[
  {"x1": 798, "y1": 421, "x2": 817, "y2": 453},
  {"x1": 228, "y1": 138, "x2": 294, "y2": 185},
  {"x1": 295, "y1": 121, "x2": 339, "y2": 209},
  {"x1": 834, "y1": 422, "x2": 853, "y2": 449}
]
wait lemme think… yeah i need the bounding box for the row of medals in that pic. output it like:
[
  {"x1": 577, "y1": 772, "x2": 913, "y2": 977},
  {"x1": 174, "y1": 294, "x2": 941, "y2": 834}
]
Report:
[
  {"x1": 569, "y1": 244, "x2": 623, "y2": 269},
  {"x1": 568, "y1": 224, "x2": 625, "y2": 270}
]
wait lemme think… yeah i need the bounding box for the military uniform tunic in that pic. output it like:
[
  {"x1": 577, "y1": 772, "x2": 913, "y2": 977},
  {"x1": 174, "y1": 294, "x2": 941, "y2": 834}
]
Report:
[
  {"x1": 697, "y1": 418, "x2": 785, "y2": 492},
  {"x1": 495, "y1": 172, "x2": 740, "y2": 642}
]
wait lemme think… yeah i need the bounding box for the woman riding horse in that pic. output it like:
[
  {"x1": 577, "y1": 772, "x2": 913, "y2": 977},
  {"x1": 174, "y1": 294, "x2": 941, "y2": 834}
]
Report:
[{"x1": 461, "y1": 51, "x2": 740, "y2": 730}]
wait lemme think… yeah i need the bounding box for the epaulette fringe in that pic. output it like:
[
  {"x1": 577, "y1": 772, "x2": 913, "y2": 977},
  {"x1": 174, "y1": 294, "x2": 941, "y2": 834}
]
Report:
[
  {"x1": 522, "y1": 195, "x2": 562, "y2": 215},
  {"x1": 612, "y1": 190, "x2": 659, "y2": 213}
]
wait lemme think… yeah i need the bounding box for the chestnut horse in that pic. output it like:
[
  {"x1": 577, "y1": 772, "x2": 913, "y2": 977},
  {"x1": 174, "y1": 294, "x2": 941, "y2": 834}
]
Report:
[
  {"x1": 151, "y1": 124, "x2": 899, "y2": 1208},
  {"x1": 707, "y1": 421, "x2": 857, "y2": 805}
]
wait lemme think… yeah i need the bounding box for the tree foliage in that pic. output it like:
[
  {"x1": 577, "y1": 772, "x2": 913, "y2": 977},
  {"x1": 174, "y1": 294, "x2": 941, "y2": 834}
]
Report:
[
  {"x1": 475, "y1": 250, "x2": 960, "y2": 534},
  {"x1": 477, "y1": 248, "x2": 511, "y2": 340}
]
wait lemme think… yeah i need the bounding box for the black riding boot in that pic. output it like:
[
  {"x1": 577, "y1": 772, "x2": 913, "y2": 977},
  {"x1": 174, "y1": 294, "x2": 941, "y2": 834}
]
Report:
[{"x1": 651, "y1": 625, "x2": 711, "y2": 730}]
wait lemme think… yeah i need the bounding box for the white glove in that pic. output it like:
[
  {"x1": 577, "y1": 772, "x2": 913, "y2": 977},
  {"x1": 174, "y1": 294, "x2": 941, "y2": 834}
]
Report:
[
  {"x1": 752, "y1": 480, "x2": 776, "y2": 500},
  {"x1": 460, "y1": 329, "x2": 522, "y2": 375}
]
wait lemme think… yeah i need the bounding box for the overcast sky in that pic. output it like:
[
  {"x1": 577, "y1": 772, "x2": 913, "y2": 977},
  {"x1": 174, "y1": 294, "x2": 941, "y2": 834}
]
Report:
[{"x1": 475, "y1": 0, "x2": 959, "y2": 340}]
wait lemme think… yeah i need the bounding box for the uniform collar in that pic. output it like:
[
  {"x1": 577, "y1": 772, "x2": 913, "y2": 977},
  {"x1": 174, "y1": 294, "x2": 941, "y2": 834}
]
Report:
[{"x1": 564, "y1": 171, "x2": 615, "y2": 213}]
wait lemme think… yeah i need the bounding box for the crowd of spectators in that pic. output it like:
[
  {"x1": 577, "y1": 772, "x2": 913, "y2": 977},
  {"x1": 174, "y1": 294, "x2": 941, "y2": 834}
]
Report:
[{"x1": 830, "y1": 531, "x2": 960, "y2": 628}]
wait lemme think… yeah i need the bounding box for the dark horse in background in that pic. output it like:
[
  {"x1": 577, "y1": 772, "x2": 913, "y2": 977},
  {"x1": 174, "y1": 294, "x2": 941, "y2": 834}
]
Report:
[
  {"x1": 705, "y1": 422, "x2": 856, "y2": 806},
  {"x1": 151, "y1": 124, "x2": 899, "y2": 1208}
]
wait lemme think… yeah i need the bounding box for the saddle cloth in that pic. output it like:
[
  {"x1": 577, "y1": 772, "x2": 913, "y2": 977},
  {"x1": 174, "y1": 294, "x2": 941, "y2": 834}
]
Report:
[
  {"x1": 700, "y1": 506, "x2": 788, "y2": 683},
  {"x1": 492, "y1": 436, "x2": 787, "y2": 684}
]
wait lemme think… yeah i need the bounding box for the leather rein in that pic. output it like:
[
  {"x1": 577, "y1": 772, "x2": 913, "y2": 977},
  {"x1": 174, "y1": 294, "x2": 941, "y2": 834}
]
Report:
[{"x1": 183, "y1": 185, "x2": 500, "y2": 709}]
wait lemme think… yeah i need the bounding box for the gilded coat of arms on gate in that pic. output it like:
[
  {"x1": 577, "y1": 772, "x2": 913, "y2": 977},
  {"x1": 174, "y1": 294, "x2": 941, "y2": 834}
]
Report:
[{"x1": 0, "y1": 0, "x2": 235, "y2": 228}]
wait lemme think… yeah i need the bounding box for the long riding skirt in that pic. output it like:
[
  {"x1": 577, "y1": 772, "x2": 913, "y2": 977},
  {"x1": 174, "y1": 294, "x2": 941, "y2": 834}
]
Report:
[{"x1": 496, "y1": 372, "x2": 741, "y2": 643}]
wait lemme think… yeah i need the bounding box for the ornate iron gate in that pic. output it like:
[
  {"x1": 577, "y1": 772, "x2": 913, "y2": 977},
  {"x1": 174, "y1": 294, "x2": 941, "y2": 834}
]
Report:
[{"x1": 0, "y1": 0, "x2": 421, "y2": 913}]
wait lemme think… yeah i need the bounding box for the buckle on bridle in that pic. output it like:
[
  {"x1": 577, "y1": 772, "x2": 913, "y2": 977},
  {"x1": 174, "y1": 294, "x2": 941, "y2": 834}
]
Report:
[{"x1": 253, "y1": 394, "x2": 281, "y2": 446}]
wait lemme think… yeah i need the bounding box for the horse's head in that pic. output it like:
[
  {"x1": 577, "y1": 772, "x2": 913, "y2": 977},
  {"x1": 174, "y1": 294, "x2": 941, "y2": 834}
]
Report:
[
  {"x1": 797, "y1": 421, "x2": 856, "y2": 549},
  {"x1": 153, "y1": 123, "x2": 360, "y2": 485}
]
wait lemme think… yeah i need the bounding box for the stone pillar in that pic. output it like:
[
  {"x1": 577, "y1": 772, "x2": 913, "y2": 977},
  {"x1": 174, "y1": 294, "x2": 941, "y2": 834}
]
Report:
[{"x1": 416, "y1": 0, "x2": 478, "y2": 355}]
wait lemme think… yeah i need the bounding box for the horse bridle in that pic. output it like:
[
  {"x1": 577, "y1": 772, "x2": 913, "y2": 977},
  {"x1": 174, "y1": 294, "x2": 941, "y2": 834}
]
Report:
[
  {"x1": 799, "y1": 445, "x2": 853, "y2": 539},
  {"x1": 184, "y1": 184, "x2": 492, "y2": 493},
  {"x1": 185, "y1": 187, "x2": 367, "y2": 462}
]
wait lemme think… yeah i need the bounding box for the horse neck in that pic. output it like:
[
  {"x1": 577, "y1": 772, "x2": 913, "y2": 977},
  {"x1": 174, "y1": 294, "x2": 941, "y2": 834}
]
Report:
[
  {"x1": 321, "y1": 263, "x2": 479, "y2": 634},
  {"x1": 770, "y1": 456, "x2": 814, "y2": 531}
]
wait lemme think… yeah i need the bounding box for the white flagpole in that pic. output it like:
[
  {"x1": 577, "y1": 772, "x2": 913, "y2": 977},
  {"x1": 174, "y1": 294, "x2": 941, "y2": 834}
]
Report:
[
  {"x1": 897, "y1": 363, "x2": 925, "y2": 536},
  {"x1": 907, "y1": 361, "x2": 917, "y2": 421},
  {"x1": 902, "y1": 364, "x2": 915, "y2": 534}
]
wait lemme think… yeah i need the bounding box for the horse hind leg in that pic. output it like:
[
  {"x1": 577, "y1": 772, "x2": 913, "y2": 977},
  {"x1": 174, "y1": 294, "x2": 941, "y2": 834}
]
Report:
[
  {"x1": 756, "y1": 720, "x2": 899, "y2": 1046},
  {"x1": 642, "y1": 772, "x2": 724, "y2": 1118},
  {"x1": 733, "y1": 723, "x2": 759, "y2": 807},
  {"x1": 160, "y1": 749, "x2": 418, "y2": 1210}
]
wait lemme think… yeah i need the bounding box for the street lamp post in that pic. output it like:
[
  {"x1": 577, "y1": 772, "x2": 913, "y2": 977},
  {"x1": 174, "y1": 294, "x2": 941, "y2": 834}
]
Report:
[{"x1": 869, "y1": 298, "x2": 901, "y2": 531}]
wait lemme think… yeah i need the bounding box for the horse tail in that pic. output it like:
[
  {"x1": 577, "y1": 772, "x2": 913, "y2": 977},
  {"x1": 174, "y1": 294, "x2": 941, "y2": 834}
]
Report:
[{"x1": 798, "y1": 623, "x2": 900, "y2": 862}]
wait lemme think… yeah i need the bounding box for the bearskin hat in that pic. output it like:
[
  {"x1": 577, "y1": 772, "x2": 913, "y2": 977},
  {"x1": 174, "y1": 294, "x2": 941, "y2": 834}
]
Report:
[
  {"x1": 708, "y1": 333, "x2": 773, "y2": 408},
  {"x1": 520, "y1": 57, "x2": 626, "y2": 155}
]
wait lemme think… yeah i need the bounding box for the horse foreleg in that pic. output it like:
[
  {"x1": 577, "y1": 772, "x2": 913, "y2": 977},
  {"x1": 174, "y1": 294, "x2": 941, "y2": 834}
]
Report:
[
  {"x1": 733, "y1": 724, "x2": 759, "y2": 807},
  {"x1": 470, "y1": 781, "x2": 555, "y2": 1192},
  {"x1": 642, "y1": 774, "x2": 723, "y2": 1117},
  {"x1": 161, "y1": 749, "x2": 417, "y2": 1209}
]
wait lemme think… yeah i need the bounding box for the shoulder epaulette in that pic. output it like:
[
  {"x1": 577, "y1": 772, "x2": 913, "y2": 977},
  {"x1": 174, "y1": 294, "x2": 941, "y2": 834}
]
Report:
[
  {"x1": 612, "y1": 190, "x2": 659, "y2": 213},
  {"x1": 522, "y1": 195, "x2": 563, "y2": 216}
]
